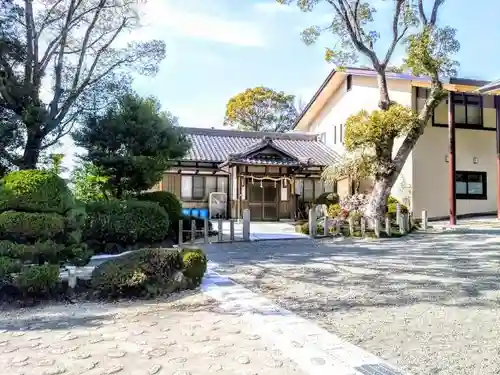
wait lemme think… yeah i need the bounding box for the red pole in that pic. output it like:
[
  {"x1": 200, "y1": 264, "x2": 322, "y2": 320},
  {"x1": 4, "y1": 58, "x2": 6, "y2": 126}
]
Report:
[
  {"x1": 495, "y1": 96, "x2": 500, "y2": 219},
  {"x1": 448, "y1": 91, "x2": 457, "y2": 225}
]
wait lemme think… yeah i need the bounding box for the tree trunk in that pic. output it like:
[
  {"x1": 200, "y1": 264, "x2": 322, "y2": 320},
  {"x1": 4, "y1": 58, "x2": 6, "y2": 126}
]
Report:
[
  {"x1": 376, "y1": 71, "x2": 391, "y2": 110},
  {"x1": 19, "y1": 130, "x2": 42, "y2": 170},
  {"x1": 365, "y1": 176, "x2": 394, "y2": 219}
]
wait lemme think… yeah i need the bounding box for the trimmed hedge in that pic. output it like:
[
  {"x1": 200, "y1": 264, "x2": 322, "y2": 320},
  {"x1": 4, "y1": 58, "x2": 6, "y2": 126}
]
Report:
[
  {"x1": 15, "y1": 264, "x2": 60, "y2": 298},
  {"x1": 83, "y1": 199, "x2": 169, "y2": 246},
  {"x1": 137, "y1": 191, "x2": 182, "y2": 228},
  {"x1": 0, "y1": 170, "x2": 74, "y2": 214},
  {"x1": 91, "y1": 248, "x2": 207, "y2": 299},
  {"x1": 0, "y1": 211, "x2": 66, "y2": 241},
  {"x1": 315, "y1": 192, "x2": 340, "y2": 206},
  {"x1": 181, "y1": 248, "x2": 207, "y2": 285}
]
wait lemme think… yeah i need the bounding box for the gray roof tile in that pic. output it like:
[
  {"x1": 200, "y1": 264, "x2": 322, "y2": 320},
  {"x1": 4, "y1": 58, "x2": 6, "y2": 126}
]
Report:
[{"x1": 181, "y1": 127, "x2": 340, "y2": 166}]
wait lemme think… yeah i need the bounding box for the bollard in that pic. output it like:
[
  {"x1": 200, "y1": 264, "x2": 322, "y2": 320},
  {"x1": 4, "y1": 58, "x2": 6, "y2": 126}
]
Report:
[
  {"x1": 229, "y1": 219, "x2": 235, "y2": 241},
  {"x1": 374, "y1": 218, "x2": 381, "y2": 238},
  {"x1": 360, "y1": 217, "x2": 366, "y2": 237},
  {"x1": 336, "y1": 219, "x2": 341, "y2": 235},
  {"x1": 178, "y1": 219, "x2": 183, "y2": 246},
  {"x1": 204, "y1": 218, "x2": 209, "y2": 244},
  {"x1": 399, "y1": 214, "x2": 406, "y2": 235},
  {"x1": 385, "y1": 216, "x2": 391, "y2": 236},
  {"x1": 191, "y1": 220, "x2": 196, "y2": 242},
  {"x1": 396, "y1": 203, "x2": 401, "y2": 227},
  {"x1": 323, "y1": 216, "x2": 329, "y2": 236},
  {"x1": 308, "y1": 208, "x2": 317, "y2": 238},
  {"x1": 348, "y1": 216, "x2": 354, "y2": 236},
  {"x1": 242, "y1": 209, "x2": 250, "y2": 241},
  {"x1": 421, "y1": 210, "x2": 428, "y2": 231},
  {"x1": 217, "y1": 218, "x2": 223, "y2": 242},
  {"x1": 405, "y1": 213, "x2": 411, "y2": 232}
]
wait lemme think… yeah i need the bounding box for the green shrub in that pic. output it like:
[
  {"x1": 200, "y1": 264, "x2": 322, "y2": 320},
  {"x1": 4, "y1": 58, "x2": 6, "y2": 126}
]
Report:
[
  {"x1": 0, "y1": 240, "x2": 65, "y2": 264},
  {"x1": 0, "y1": 211, "x2": 66, "y2": 241},
  {"x1": 91, "y1": 248, "x2": 183, "y2": 298},
  {"x1": 181, "y1": 248, "x2": 207, "y2": 286},
  {"x1": 137, "y1": 191, "x2": 182, "y2": 228},
  {"x1": 387, "y1": 202, "x2": 408, "y2": 220},
  {"x1": 0, "y1": 170, "x2": 74, "y2": 214},
  {"x1": 83, "y1": 199, "x2": 169, "y2": 245},
  {"x1": 15, "y1": 264, "x2": 60, "y2": 297},
  {"x1": 315, "y1": 192, "x2": 340, "y2": 206},
  {"x1": 387, "y1": 195, "x2": 399, "y2": 205},
  {"x1": 327, "y1": 203, "x2": 342, "y2": 218},
  {"x1": 0, "y1": 256, "x2": 22, "y2": 278}
]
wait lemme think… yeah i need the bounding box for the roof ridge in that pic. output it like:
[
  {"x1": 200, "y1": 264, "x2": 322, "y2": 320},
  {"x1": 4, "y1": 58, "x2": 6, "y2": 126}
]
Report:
[{"x1": 182, "y1": 126, "x2": 318, "y2": 141}]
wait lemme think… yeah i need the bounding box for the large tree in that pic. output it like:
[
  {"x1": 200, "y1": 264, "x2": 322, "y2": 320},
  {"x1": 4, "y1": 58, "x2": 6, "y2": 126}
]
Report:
[
  {"x1": 73, "y1": 93, "x2": 190, "y2": 199},
  {"x1": 0, "y1": 0, "x2": 165, "y2": 170},
  {"x1": 280, "y1": 0, "x2": 459, "y2": 218},
  {"x1": 224, "y1": 86, "x2": 298, "y2": 132}
]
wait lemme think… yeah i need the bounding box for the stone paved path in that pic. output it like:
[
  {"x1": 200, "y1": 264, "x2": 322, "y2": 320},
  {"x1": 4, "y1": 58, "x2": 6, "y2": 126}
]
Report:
[{"x1": 0, "y1": 293, "x2": 306, "y2": 375}]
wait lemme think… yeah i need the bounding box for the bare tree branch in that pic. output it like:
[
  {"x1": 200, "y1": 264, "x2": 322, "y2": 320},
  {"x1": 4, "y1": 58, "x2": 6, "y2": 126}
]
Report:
[{"x1": 383, "y1": 0, "x2": 408, "y2": 67}]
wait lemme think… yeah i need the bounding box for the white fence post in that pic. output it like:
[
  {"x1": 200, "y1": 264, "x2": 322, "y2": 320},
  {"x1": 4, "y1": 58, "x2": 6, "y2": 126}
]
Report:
[
  {"x1": 374, "y1": 218, "x2": 381, "y2": 238},
  {"x1": 229, "y1": 219, "x2": 235, "y2": 241},
  {"x1": 360, "y1": 217, "x2": 366, "y2": 237},
  {"x1": 396, "y1": 203, "x2": 401, "y2": 227},
  {"x1": 217, "y1": 219, "x2": 223, "y2": 242},
  {"x1": 323, "y1": 216, "x2": 329, "y2": 236},
  {"x1": 385, "y1": 216, "x2": 391, "y2": 237},
  {"x1": 422, "y1": 210, "x2": 428, "y2": 231},
  {"x1": 204, "y1": 218, "x2": 209, "y2": 244},
  {"x1": 242, "y1": 209, "x2": 250, "y2": 241},
  {"x1": 308, "y1": 208, "x2": 317, "y2": 238}
]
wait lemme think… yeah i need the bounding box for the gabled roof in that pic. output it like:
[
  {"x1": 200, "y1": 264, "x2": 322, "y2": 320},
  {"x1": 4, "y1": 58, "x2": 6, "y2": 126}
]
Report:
[
  {"x1": 181, "y1": 127, "x2": 340, "y2": 167},
  {"x1": 294, "y1": 67, "x2": 495, "y2": 130}
]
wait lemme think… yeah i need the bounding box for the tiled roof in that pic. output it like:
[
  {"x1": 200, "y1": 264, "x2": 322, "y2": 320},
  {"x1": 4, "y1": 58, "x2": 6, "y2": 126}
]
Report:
[{"x1": 181, "y1": 127, "x2": 340, "y2": 166}]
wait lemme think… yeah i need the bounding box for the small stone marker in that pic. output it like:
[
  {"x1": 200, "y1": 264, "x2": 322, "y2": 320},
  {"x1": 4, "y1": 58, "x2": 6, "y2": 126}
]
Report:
[
  {"x1": 374, "y1": 218, "x2": 381, "y2": 238},
  {"x1": 360, "y1": 217, "x2": 366, "y2": 236},
  {"x1": 308, "y1": 208, "x2": 317, "y2": 238},
  {"x1": 385, "y1": 216, "x2": 391, "y2": 236},
  {"x1": 217, "y1": 219, "x2": 223, "y2": 242},
  {"x1": 422, "y1": 209, "x2": 428, "y2": 230},
  {"x1": 323, "y1": 216, "x2": 329, "y2": 236},
  {"x1": 242, "y1": 209, "x2": 250, "y2": 241},
  {"x1": 348, "y1": 217, "x2": 354, "y2": 236},
  {"x1": 229, "y1": 219, "x2": 235, "y2": 241}
]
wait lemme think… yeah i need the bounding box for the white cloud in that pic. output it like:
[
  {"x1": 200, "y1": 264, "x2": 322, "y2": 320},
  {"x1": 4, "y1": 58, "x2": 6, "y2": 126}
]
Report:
[
  {"x1": 253, "y1": 2, "x2": 295, "y2": 14},
  {"x1": 136, "y1": 0, "x2": 266, "y2": 47}
]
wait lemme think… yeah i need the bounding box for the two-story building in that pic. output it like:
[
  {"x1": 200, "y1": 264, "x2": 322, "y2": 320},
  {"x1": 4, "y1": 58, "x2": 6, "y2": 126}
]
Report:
[{"x1": 294, "y1": 67, "x2": 500, "y2": 222}]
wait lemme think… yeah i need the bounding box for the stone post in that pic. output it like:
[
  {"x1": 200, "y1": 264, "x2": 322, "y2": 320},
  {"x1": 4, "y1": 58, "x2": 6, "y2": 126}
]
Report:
[
  {"x1": 229, "y1": 219, "x2": 235, "y2": 241},
  {"x1": 217, "y1": 219, "x2": 224, "y2": 242},
  {"x1": 421, "y1": 210, "x2": 428, "y2": 231},
  {"x1": 396, "y1": 203, "x2": 401, "y2": 226},
  {"x1": 242, "y1": 209, "x2": 250, "y2": 241},
  {"x1": 360, "y1": 217, "x2": 366, "y2": 237},
  {"x1": 191, "y1": 219, "x2": 196, "y2": 242},
  {"x1": 204, "y1": 218, "x2": 209, "y2": 244},
  {"x1": 308, "y1": 208, "x2": 317, "y2": 238},
  {"x1": 323, "y1": 216, "x2": 329, "y2": 236},
  {"x1": 374, "y1": 218, "x2": 381, "y2": 238},
  {"x1": 385, "y1": 216, "x2": 391, "y2": 236},
  {"x1": 178, "y1": 219, "x2": 183, "y2": 246},
  {"x1": 336, "y1": 220, "x2": 341, "y2": 235},
  {"x1": 399, "y1": 214, "x2": 406, "y2": 235},
  {"x1": 348, "y1": 217, "x2": 354, "y2": 236}
]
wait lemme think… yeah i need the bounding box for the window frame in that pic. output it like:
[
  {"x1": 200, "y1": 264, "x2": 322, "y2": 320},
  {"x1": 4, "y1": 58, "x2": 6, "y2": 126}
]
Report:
[
  {"x1": 452, "y1": 93, "x2": 483, "y2": 127},
  {"x1": 455, "y1": 171, "x2": 487, "y2": 200},
  {"x1": 180, "y1": 175, "x2": 229, "y2": 201}
]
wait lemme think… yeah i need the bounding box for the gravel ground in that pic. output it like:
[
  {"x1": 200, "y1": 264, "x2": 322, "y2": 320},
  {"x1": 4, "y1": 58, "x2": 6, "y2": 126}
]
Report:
[{"x1": 203, "y1": 231, "x2": 500, "y2": 375}]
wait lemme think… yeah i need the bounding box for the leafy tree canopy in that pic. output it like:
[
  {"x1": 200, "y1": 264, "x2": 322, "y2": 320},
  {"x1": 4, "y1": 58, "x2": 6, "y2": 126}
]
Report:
[
  {"x1": 72, "y1": 93, "x2": 191, "y2": 199},
  {"x1": 0, "y1": 0, "x2": 166, "y2": 169},
  {"x1": 224, "y1": 86, "x2": 298, "y2": 132}
]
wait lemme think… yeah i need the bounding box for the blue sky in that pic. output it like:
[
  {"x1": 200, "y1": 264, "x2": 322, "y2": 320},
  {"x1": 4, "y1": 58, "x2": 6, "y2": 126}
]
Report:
[
  {"x1": 130, "y1": 0, "x2": 500, "y2": 129},
  {"x1": 57, "y1": 0, "x2": 500, "y2": 171}
]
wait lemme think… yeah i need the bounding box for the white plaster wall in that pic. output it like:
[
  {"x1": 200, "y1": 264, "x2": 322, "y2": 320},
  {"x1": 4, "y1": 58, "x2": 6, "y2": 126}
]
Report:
[{"x1": 308, "y1": 76, "x2": 414, "y2": 205}]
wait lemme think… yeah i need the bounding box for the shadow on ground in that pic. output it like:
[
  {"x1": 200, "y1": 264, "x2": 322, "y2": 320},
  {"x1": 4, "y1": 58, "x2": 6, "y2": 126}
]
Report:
[{"x1": 202, "y1": 231, "x2": 500, "y2": 312}]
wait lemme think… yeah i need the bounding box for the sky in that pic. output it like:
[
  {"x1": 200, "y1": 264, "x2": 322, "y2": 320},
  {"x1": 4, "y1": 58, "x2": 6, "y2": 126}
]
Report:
[{"x1": 55, "y1": 0, "x2": 500, "y2": 172}]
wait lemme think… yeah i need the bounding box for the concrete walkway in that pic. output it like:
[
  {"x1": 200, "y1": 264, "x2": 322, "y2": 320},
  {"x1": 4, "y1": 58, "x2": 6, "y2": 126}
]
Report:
[{"x1": 212, "y1": 221, "x2": 308, "y2": 241}]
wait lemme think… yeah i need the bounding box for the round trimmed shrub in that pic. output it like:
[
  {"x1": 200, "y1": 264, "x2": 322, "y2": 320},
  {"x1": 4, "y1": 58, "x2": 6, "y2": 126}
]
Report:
[
  {"x1": 137, "y1": 191, "x2": 182, "y2": 228},
  {"x1": 91, "y1": 248, "x2": 183, "y2": 298},
  {"x1": 315, "y1": 192, "x2": 340, "y2": 206},
  {"x1": 0, "y1": 170, "x2": 74, "y2": 214},
  {"x1": 83, "y1": 199, "x2": 169, "y2": 246},
  {"x1": 15, "y1": 264, "x2": 60, "y2": 297},
  {"x1": 181, "y1": 248, "x2": 207, "y2": 286},
  {"x1": 0, "y1": 256, "x2": 22, "y2": 278},
  {"x1": 0, "y1": 240, "x2": 65, "y2": 265},
  {"x1": 327, "y1": 203, "x2": 342, "y2": 218},
  {"x1": 0, "y1": 211, "x2": 66, "y2": 241}
]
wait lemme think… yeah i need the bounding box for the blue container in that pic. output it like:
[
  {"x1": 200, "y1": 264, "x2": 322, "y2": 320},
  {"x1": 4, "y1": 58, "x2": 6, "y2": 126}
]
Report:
[
  {"x1": 191, "y1": 208, "x2": 200, "y2": 217},
  {"x1": 182, "y1": 208, "x2": 191, "y2": 217},
  {"x1": 199, "y1": 208, "x2": 209, "y2": 218}
]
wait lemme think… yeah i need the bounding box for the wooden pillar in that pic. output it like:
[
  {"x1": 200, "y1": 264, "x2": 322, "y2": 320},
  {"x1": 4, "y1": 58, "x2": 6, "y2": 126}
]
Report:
[
  {"x1": 448, "y1": 91, "x2": 457, "y2": 225},
  {"x1": 495, "y1": 96, "x2": 500, "y2": 219},
  {"x1": 290, "y1": 175, "x2": 296, "y2": 220},
  {"x1": 237, "y1": 167, "x2": 241, "y2": 221}
]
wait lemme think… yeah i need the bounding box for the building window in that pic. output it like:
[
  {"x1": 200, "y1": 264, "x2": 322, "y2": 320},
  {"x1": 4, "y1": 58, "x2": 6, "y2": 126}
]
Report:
[
  {"x1": 456, "y1": 171, "x2": 487, "y2": 200},
  {"x1": 181, "y1": 175, "x2": 228, "y2": 200},
  {"x1": 346, "y1": 75, "x2": 352, "y2": 91},
  {"x1": 303, "y1": 179, "x2": 314, "y2": 201},
  {"x1": 453, "y1": 93, "x2": 482, "y2": 127}
]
